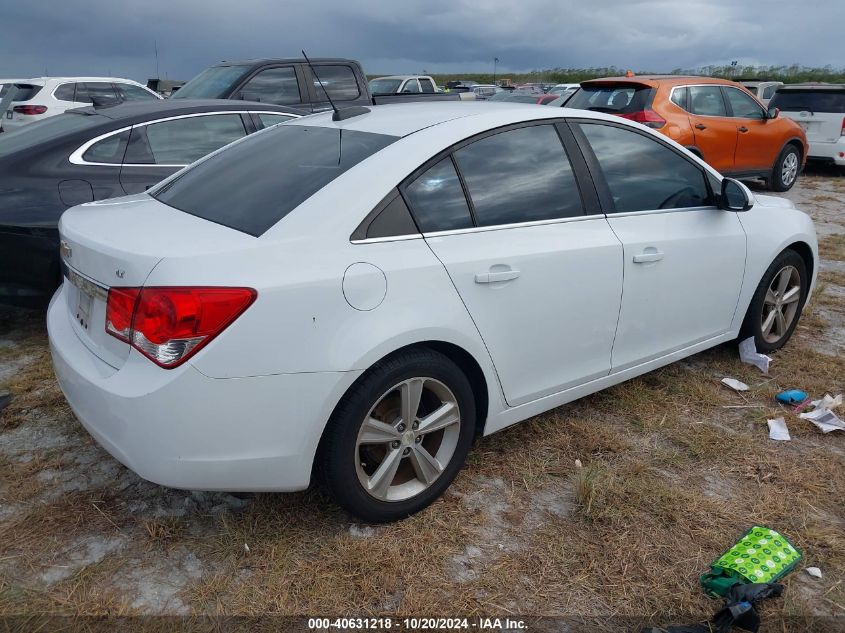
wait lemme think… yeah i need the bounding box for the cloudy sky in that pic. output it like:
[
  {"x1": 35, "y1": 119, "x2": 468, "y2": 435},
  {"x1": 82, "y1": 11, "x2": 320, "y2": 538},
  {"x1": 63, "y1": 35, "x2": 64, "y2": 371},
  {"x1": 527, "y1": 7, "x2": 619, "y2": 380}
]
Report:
[{"x1": 1, "y1": 0, "x2": 841, "y2": 82}]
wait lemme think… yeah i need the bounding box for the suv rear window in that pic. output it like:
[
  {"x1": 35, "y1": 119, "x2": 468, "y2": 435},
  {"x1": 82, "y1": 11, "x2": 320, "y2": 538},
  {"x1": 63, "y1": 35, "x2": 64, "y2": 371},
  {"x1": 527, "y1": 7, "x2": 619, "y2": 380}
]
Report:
[
  {"x1": 11, "y1": 83, "x2": 43, "y2": 101},
  {"x1": 566, "y1": 84, "x2": 654, "y2": 114},
  {"x1": 153, "y1": 125, "x2": 397, "y2": 236},
  {"x1": 770, "y1": 89, "x2": 845, "y2": 113}
]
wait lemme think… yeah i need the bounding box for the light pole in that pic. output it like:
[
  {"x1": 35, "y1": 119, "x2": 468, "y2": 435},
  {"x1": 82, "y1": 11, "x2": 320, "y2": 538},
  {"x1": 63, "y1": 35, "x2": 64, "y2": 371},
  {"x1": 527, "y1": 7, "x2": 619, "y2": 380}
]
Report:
[{"x1": 493, "y1": 57, "x2": 499, "y2": 85}]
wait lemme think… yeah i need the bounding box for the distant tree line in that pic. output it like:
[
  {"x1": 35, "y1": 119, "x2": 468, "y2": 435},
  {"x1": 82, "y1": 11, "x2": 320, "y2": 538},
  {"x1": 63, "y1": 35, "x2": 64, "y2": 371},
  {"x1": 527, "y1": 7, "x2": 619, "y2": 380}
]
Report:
[{"x1": 418, "y1": 64, "x2": 845, "y2": 86}]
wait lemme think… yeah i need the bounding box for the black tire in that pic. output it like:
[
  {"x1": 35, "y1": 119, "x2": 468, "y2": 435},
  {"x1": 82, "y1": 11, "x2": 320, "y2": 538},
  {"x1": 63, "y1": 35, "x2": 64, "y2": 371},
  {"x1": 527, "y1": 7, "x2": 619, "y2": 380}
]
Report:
[
  {"x1": 319, "y1": 348, "x2": 476, "y2": 523},
  {"x1": 770, "y1": 144, "x2": 801, "y2": 192},
  {"x1": 740, "y1": 249, "x2": 808, "y2": 353}
]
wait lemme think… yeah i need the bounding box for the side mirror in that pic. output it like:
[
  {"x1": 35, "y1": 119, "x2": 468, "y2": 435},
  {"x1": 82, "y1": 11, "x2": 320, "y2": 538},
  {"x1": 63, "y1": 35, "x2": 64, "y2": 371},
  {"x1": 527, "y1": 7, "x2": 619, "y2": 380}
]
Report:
[
  {"x1": 767, "y1": 107, "x2": 779, "y2": 119},
  {"x1": 720, "y1": 178, "x2": 753, "y2": 212}
]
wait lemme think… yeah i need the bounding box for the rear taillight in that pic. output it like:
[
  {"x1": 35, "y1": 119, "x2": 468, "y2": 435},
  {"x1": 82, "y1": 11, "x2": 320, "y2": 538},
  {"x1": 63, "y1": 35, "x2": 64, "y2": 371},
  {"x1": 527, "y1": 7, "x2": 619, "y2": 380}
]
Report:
[
  {"x1": 12, "y1": 105, "x2": 47, "y2": 115},
  {"x1": 106, "y1": 287, "x2": 256, "y2": 368},
  {"x1": 619, "y1": 109, "x2": 666, "y2": 129},
  {"x1": 840, "y1": 116, "x2": 845, "y2": 137}
]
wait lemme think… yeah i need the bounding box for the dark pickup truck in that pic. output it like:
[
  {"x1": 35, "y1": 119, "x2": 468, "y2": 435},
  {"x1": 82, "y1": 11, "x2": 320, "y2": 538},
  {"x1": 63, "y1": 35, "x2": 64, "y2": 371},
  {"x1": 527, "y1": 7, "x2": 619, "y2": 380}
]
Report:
[{"x1": 172, "y1": 58, "x2": 473, "y2": 112}]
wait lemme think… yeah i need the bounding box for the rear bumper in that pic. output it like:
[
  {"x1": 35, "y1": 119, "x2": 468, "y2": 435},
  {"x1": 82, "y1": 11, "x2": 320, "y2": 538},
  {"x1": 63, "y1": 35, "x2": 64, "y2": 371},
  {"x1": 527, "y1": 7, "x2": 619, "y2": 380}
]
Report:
[
  {"x1": 47, "y1": 284, "x2": 360, "y2": 492},
  {"x1": 807, "y1": 138, "x2": 845, "y2": 165}
]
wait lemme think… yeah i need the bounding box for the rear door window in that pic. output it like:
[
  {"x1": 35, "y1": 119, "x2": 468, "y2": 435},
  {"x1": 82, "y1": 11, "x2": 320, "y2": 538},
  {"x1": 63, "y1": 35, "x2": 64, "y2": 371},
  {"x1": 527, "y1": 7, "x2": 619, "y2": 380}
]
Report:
[
  {"x1": 311, "y1": 65, "x2": 361, "y2": 101},
  {"x1": 419, "y1": 78, "x2": 436, "y2": 93},
  {"x1": 404, "y1": 157, "x2": 474, "y2": 232},
  {"x1": 153, "y1": 125, "x2": 397, "y2": 236},
  {"x1": 566, "y1": 84, "x2": 653, "y2": 114},
  {"x1": 81, "y1": 130, "x2": 130, "y2": 164},
  {"x1": 239, "y1": 67, "x2": 301, "y2": 104},
  {"x1": 53, "y1": 83, "x2": 76, "y2": 102},
  {"x1": 578, "y1": 122, "x2": 712, "y2": 213},
  {"x1": 453, "y1": 124, "x2": 583, "y2": 226},
  {"x1": 77, "y1": 82, "x2": 119, "y2": 103},
  {"x1": 769, "y1": 89, "x2": 845, "y2": 113},
  {"x1": 724, "y1": 87, "x2": 764, "y2": 119},
  {"x1": 256, "y1": 113, "x2": 295, "y2": 128},
  {"x1": 138, "y1": 114, "x2": 247, "y2": 165},
  {"x1": 688, "y1": 86, "x2": 727, "y2": 117},
  {"x1": 761, "y1": 84, "x2": 778, "y2": 100}
]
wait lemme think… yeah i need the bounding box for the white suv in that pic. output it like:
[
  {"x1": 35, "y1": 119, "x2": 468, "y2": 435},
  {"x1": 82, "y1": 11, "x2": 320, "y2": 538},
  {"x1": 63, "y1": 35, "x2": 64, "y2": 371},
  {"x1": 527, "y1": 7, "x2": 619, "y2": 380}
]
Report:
[
  {"x1": 770, "y1": 83, "x2": 845, "y2": 167},
  {"x1": 4, "y1": 77, "x2": 161, "y2": 132}
]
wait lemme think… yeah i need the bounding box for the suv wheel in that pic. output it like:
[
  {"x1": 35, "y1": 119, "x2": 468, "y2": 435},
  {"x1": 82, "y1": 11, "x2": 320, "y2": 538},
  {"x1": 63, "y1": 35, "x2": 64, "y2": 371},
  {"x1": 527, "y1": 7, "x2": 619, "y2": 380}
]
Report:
[
  {"x1": 319, "y1": 348, "x2": 476, "y2": 523},
  {"x1": 770, "y1": 145, "x2": 801, "y2": 192}
]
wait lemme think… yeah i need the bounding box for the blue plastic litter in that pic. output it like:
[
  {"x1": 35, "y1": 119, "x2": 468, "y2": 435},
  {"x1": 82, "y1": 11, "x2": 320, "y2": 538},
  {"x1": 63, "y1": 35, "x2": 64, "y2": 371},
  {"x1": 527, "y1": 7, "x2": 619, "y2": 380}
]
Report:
[{"x1": 776, "y1": 389, "x2": 808, "y2": 404}]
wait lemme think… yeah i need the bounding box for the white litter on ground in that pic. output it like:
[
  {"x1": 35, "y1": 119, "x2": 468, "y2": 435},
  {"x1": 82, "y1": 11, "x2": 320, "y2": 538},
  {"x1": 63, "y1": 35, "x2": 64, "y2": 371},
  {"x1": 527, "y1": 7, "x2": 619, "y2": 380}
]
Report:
[
  {"x1": 806, "y1": 566, "x2": 823, "y2": 579},
  {"x1": 767, "y1": 418, "x2": 791, "y2": 441},
  {"x1": 800, "y1": 394, "x2": 845, "y2": 433},
  {"x1": 739, "y1": 337, "x2": 773, "y2": 374},
  {"x1": 721, "y1": 377, "x2": 750, "y2": 391}
]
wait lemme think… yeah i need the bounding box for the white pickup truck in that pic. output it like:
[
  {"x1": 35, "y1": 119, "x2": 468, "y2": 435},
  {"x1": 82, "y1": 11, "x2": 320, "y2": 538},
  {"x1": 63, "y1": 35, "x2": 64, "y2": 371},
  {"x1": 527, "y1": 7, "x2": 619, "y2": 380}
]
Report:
[{"x1": 368, "y1": 75, "x2": 439, "y2": 95}]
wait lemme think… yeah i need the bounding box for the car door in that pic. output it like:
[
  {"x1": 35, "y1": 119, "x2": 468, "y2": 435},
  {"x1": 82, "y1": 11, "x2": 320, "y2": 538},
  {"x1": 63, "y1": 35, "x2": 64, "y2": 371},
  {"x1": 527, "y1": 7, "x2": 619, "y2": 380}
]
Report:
[
  {"x1": 119, "y1": 112, "x2": 249, "y2": 194},
  {"x1": 572, "y1": 120, "x2": 746, "y2": 372},
  {"x1": 685, "y1": 85, "x2": 738, "y2": 173},
  {"x1": 402, "y1": 122, "x2": 624, "y2": 407},
  {"x1": 723, "y1": 86, "x2": 782, "y2": 173}
]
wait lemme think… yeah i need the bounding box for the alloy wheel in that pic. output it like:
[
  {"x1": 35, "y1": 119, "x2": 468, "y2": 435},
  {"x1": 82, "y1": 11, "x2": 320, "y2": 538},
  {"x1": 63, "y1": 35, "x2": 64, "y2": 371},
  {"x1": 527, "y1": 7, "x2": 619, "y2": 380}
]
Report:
[
  {"x1": 781, "y1": 152, "x2": 799, "y2": 187},
  {"x1": 761, "y1": 265, "x2": 801, "y2": 343},
  {"x1": 355, "y1": 377, "x2": 461, "y2": 502}
]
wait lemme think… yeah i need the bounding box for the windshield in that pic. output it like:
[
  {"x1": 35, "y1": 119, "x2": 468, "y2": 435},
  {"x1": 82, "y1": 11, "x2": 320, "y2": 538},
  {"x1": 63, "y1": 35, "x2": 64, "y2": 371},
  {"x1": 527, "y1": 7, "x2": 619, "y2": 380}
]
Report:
[
  {"x1": 0, "y1": 112, "x2": 106, "y2": 157},
  {"x1": 566, "y1": 84, "x2": 653, "y2": 114},
  {"x1": 172, "y1": 65, "x2": 252, "y2": 99},
  {"x1": 369, "y1": 78, "x2": 403, "y2": 95},
  {"x1": 153, "y1": 125, "x2": 398, "y2": 236},
  {"x1": 770, "y1": 89, "x2": 845, "y2": 113}
]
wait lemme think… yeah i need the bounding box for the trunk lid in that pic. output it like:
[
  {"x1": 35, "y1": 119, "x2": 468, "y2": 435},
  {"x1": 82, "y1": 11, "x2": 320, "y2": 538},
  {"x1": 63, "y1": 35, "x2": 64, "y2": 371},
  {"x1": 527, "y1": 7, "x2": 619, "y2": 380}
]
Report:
[{"x1": 59, "y1": 194, "x2": 256, "y2": 368}]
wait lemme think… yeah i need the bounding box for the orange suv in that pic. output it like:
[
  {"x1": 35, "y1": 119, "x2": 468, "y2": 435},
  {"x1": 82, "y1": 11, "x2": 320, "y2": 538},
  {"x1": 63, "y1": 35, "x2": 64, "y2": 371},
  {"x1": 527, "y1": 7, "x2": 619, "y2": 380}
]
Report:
[{"x1": 567, "y1": 76, "x2": 808, "y2": 191}]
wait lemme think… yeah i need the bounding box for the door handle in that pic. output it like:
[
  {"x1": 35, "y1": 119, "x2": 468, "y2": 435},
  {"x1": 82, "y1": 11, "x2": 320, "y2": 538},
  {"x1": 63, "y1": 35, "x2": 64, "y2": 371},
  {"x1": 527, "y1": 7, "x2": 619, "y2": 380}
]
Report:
[
  {"x1": 475, "y1": 269, "x2": 520, "y2": 283},
  {"x1": 695, "y1": 123, "x2": 707, "y2": 130},
  {"x1": 633, "y1": 250, "x2": 664, "y2": 264},
  {"x1": 738, "y1": 126, "x2": 749, "y2": 133}
]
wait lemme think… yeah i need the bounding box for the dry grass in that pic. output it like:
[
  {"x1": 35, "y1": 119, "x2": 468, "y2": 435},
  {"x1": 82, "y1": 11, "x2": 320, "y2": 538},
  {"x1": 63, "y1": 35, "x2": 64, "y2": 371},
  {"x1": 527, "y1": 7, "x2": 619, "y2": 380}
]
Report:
[{"x1": 819, "y1": 233, "x2": 845, "y2": 261}]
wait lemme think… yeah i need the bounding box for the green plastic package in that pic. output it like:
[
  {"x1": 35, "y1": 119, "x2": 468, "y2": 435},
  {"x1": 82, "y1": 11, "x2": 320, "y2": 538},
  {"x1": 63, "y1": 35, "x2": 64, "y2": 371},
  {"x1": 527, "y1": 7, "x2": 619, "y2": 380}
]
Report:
[{"x1": 700, "y1": 525, "x2": 802, "y2": 597}]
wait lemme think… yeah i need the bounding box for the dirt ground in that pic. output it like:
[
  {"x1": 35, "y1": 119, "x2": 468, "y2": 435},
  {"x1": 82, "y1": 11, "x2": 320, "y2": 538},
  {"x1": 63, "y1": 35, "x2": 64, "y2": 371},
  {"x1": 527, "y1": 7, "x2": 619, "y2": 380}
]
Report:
[{"x1": 1, "y1": 167, "x2": 844, "y2": 631}]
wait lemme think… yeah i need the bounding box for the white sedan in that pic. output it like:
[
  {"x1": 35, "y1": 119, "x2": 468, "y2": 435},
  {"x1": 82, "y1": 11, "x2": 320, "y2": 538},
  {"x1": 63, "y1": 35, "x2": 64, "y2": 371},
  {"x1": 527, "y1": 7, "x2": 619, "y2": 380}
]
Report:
[{"x1": 48, "y1": 102, "x2": 818, "y2": 523}]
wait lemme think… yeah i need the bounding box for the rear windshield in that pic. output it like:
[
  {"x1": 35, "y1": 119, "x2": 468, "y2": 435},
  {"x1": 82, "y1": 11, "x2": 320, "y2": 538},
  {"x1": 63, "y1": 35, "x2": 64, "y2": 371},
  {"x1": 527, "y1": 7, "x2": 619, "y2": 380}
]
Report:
[
  {"x1": 153, "y1": 125, "x2": 398, "y2": 236},
  {"x1": 0, "y1": 112, "x2": 105, "y2": 158},
  {"x1": 566, "y1": 84, "x2": 654, "y2": 114},
  {"x1": 10, "y1": 83, "x2": 43, "y2": 101},
  {"x1": 770, "y1": 89, "x2": 845, "y2": 113},
  {"x1": 172, "y1": 65, "x2": 252, "y2": 99}
]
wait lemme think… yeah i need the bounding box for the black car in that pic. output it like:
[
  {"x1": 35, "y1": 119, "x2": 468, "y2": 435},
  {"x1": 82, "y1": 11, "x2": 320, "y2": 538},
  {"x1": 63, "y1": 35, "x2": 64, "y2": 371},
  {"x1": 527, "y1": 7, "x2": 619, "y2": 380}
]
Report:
[{"x1": 0, "y1": 99, "x2": 303, "y2": 305}]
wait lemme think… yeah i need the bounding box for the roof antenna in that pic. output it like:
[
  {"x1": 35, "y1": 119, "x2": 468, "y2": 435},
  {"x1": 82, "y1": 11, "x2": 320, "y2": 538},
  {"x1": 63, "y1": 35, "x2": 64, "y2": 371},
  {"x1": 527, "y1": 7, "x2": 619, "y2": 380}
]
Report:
[{"x1": 301, "y1": 50, "x2": 370, "y2": 121}]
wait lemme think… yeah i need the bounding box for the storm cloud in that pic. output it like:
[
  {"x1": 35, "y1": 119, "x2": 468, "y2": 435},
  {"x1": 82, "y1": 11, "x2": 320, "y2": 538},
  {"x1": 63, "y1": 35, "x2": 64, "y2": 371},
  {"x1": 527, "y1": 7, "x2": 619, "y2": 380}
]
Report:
[{"x1": 1, "y1": 0, "x2": 841, "y2": 82}]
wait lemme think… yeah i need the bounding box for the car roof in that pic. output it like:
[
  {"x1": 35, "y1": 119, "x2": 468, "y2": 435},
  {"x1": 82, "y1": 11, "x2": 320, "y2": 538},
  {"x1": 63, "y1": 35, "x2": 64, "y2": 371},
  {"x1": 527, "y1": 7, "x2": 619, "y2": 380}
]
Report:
[
  {"x1": 582, "y1": 75, "x2": 736, "y2": 88},
  {"x1": 777, "y1": 82, "x2": 845, "y2": 90},
  {"x1": 66, "y1": 99, "x2": 306, "y2": 122},
  {"x1": 213, "y1": 57, "x2": 357, "y2": 67},
  {"x1": 24, "y1": 76, "x2": 146, "y2": 85},
  {"x1": 287, "y1": 101, "x2": 622, "y2": 138}
]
